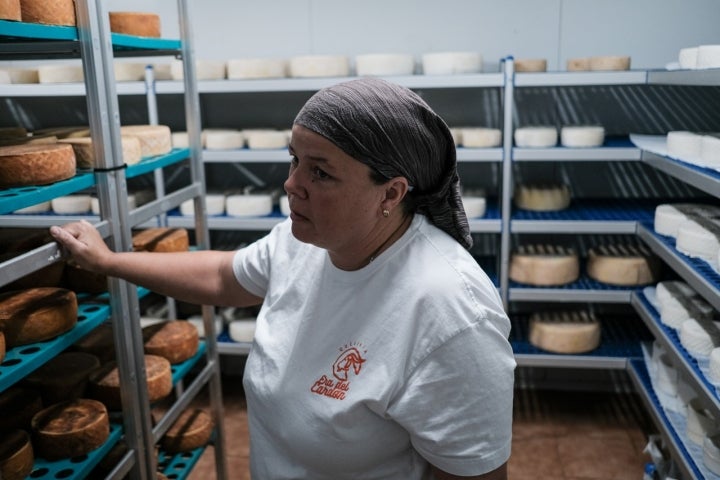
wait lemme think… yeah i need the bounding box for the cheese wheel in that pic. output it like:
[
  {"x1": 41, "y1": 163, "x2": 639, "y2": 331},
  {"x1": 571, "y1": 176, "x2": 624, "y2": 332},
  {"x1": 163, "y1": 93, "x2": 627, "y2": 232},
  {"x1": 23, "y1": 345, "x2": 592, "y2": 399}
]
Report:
[
  {"x1": 170, "y1": 59, "x2": 226, "y2": 81},
  {"x1": 289, "y1": 55, "x2": 350, "y2": 78},
  {"x1": 449, "y1": 128, "x2": 462, "y2": 146},
  {"x1": 514, "y1": 126, "x2": 558, "y2": 147},
  {"x1": 227, "y1": 58, "x2": 288, "y2": 79},
  {"x1": 0, "y1": 387, "x2": 43, "y2": 432},
  {"x1": 171, "y1": 131, "x2": 189, "y2": 148},
  {"x1": 459, "y1": 128, "x2": 502, "y2": 148},
  {"x1": 142, "y1": 320, "x2": 199, "y2": 364},
  {"x1": 0, "y1": 143, "x2": 76, "y2": 188},
  {"x1": 38, "y1": 64, "x2": 84, "y2": 83},
  {"x1": 0, "y1": 430, "x2": 33, "y2": 480},
  {"x1": 589, "y1": 55, "x2": 631, "y2": 71},
  {"x1": 31, "y1": 399, "x2": 110, "y2": 460},
  {"x1": 20, "y1": 0, "x2": 75, "y2": 25},
  {"x1": 560, "y1": 126, "x2": 605, "y2": 147},
  {"x1": 566, "y1": 58, "x2": 590, "y2": 71},
  {"x1": 186, "y1": 315, "x2": 223, "y2": 338},
  {"x1": 656, "y1": 280, "x2": 713, "y2": 329},
  {"x1": 586, "y1": 244, "x2": 660, "y2": 286},
  {"x1": 114, "y1": 62, "x2": 147, "y2": 82},
  {"x1": 161, "y1": 408, "x2": 214, "y2": 453},
  {"x1": 133, "y1": 227, "x2": 189, "y2": 252},
  {"x1": 51, "y1": 194, "x2": 92, "y2": 214},
  {"x1": 700, "y1": 135, "x2": 720, "y2": 168},
  {"x1": 667, "y1": 131, "x2": 702, "y2": 160},
  {"x1": 63, "y1": 262, "x2": 109, "y2": 294},
  {"x1": 0, "y1": 69, "x2": 9, "y2": 83},
  {"x1": 108, "y1": 12, "x2": 161, "y2": 38},
  {"x1": 676, "y1": 215, "x2": 720, "y2": 262},
  {"x1": 704, "y1": 434, "x2": 720, "y2": 475},
  {"x1": 655, "y1": 353, "x2": 678, "y2": 397},
  {"x1": 461, "y1": 196, "x2": 486, "y2": 218},
  {"x1": 355, "y1": 53, "x2": 415, "y2": 76},
  {"x1": 245, "y1": 129, "x2": 288, "y2": 149},
  {"x1": 514, "y1": 183, "x2": 571, "y2": 211},
  {"x1": 654, "y1": 203, "x2": 720, "y2": 238},
  {"x1": 0, "y1": 0, "x2": 20, "y2": 21},
  {"x1": 226, "y1": 194, "x2": 274, "y2": 217},
  {"x1": 528, "y1": 310, "x2": 601, "y2": 354},
  {"x1": 23, "y1": 352, "x2": 101, "y2": 405},
  {"x1": 686, "y1": 398, "x2": 715, "y2": 445},
  {"x1": 204, "y1": 130, "x2": 244, "y2": 150},
  {"x1": 33, "y1": 126, "x2": 89, "y2": 139},
  {"x1": 2, "y1": 68, "x2": 39, "y2": 84},
  {"x1": 280, "y1": 195, "x2": 290, "y2": 216},
  {"x1": 119, "y1": 125, "x2": 172, "y2": 157},
  {"x1": 88, "y1": 355, "x2": 172, "y2": 410},
  {"x1": 59, "y1": 135, "x2": 143, "y2": 168},
  {"x1": 91, "y1": 194, "x2": 137, "y2": 215},
  {"x1": 152, "y1": 63, "x2": 173, "y2": 80},
  {"x1": 229, "y1": 319, "x2": 256, "y2": 343},
  {"x1": 680, "y1": 318, "x2": 720, "y2": 357},
  {"x1": 509, "y1": 244, "x2": 579, "y2": 286},
  {"x1": 421, "y1": 52, "x2": 482, "y2": 75},
  {"x1": 0, "y1": 288, "x2": 77, "y2": 348},
  {"x1": 13, "y1": 200, "x2": 51, "y2": 214},
  {"x1": 180, "y1": 194, "x2": 225, "y2": 216},
  {"x1": 679, "y1": 47, "x2": 699, "y2": 69},
  {"x1": 697, "y1": 45, "x2": 720, "y2": 69},
  {"x1": 73, "y1": 322, "x2": 116, "y2": 362},
  {"x1": 514, "y1": 58, "x2": 547, "y2": 72},
  {"x1": 710, "y1": 347, "x2": 720, "y2": 384}
]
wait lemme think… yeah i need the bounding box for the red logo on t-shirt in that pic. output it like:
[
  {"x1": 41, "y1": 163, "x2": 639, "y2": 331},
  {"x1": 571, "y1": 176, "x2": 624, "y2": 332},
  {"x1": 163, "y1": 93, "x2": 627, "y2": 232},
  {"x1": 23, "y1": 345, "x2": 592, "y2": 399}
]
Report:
[{"x1": 310, "y1": 343, "x2": 367, "y2": 401}]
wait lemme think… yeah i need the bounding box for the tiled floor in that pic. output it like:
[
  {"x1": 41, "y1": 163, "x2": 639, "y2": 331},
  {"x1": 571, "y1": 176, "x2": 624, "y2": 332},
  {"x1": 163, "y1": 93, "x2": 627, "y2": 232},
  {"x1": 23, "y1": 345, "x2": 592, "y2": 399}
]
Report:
[{"x1": 187, "y1": 382, "x2": 653, "y2": 479}]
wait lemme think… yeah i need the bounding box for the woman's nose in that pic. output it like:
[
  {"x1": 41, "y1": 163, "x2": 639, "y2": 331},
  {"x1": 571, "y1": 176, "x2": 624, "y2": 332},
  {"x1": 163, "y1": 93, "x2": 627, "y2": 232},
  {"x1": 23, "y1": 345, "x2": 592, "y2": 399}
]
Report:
[{"x1": 284, "y1": 166, "x2": 304, "y2": 198}]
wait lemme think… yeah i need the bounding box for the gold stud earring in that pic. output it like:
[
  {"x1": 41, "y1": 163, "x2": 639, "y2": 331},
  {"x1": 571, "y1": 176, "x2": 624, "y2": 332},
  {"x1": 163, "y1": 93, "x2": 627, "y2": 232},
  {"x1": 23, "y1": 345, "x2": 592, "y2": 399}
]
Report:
[{"x1": 382, "y1": 209, "x2": 390, "y2": 218}]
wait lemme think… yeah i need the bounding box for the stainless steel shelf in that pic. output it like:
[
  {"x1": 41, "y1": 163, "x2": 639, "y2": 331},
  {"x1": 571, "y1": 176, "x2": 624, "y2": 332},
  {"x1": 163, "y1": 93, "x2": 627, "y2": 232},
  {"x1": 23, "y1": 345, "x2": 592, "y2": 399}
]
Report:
[
  {"x1": 0, "y1": 81, "x2": 147, "y2": 97},
  {"x1": 167, "y1": 215, "x2": 284, "y2": 231},
  {"x1": 514, "y1": 353, "x2": 628, "y2": 369},
  {"x1": 641, "y1": 151, "x2": 720, "y2": 198},
  {"x1": 508, "y1": 286, "x2": 634, "y2": 303},
  {"x1": 514, "y1": 70, "x2": 648, "y2": 87},
  {"x1": 647, "y1": 69, "x2": 720, "y2": 86},
  {"x1": 511, "y1": 219, "x2": 637, "y2": 234},
  {"x1": 513, "y1": 145, "x2": 641, "y2": 162},
  {"x1": 217, "y1": 341, "x2": 252, "y2": 356}
]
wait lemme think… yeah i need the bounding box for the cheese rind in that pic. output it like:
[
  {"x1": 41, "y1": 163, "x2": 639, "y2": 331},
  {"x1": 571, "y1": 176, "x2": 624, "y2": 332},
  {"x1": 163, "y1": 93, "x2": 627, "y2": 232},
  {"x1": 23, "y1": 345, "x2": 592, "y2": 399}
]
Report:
[
  {"x1": 88, "y1": 355, "x2": 172, "y2": 410},
  {"x1": 586, "y1": 244, "x2": 660, "y2": 286},
  {"x1": 0, "y1": 0, "x2": 20, "y2": 21},
  {"x1": 567, "y1": 58, "x2": 590, "y2": 71},
  {"x1": 656, "y1": 280, "x2": 713, "y2": 329},
  {"x1": 226, "y1": 194, "x2": 274, "y2": 217},
  {"x1": 289, "y1": 55, "x2": 350, "y2": 78},
  {"x1": 170, "y1": 60, "x2": 226, "y2": 80},
  {"x1": 244, "y1": 129, "x2": 288, "y2": 149},
  {"x1": 679, "y1": 47, "x2": 699, "y2": 69},
  {"x1": 560, "y1": 126, "x2": 605, "y2": 147},
  {"x1": 461, "y1": 196, "x2": 486, "y2": 219},
  {"x1": 161, "y1": 408, "x2": 214, "y2": 453},
  {"x1": 37, "y1": 64, "x2": 84, "y2": 83},
  {"x1": 142, "y1": 320, "x2": 199, "y2": 364},
  {"x1": 108, "y1": 12, "x2": 161, "y2": 38},
  {"x1": 509, "y1": 244, "x2": 579, "y2": 286},
  {"x1": 514, "y1": 184, "x2": 571, "y2": 211},
  {"x1": 421, "y1": 52, "x2": 482, "y2": 75},
  {"x1": 514, "y1": 126, "x2": 558, "y2": 147},
  {"x1": 697, "y1": 45, "x2": 720, "y2": 69},
  {"x1": 51, "y1": 194, "x2": 92, "y2": 214},
  {"x1": 514, "y1": 58, "x2": 547, "y2": 72},
  {"x1": 667, "y1": 131, "x2": 702, "y2": 160},
  {"x1": 229, "y1": 319, "x2": 256, "y2": 343},
  {"x1": 227, "y1": 58, "x2": 288, "y2": 79},
  {"x1": 459, "y1": 127, "x2": 502, "y2": 148},
  {"x1": 676, "y1": 215, "x2": 720, "y2": 263},
  {"x1": 23, "y1": 351, "x2": 101, "y2": 405},
  {"x1": 180, "y1": 194, "x2": 226, "y2": 216},
  {"x1": 0, "y1": 288, "x2": 78, "y2": 348},
  {"x1": 133, "y1": 228, "x2": 189, "y2": 253},
  {"x1": 204, "y1": 130, "x2": 244, "y2": 150},
  {"x1": 0, "y1": 143, "x2": 76, "y2": 188},
  {"x1": 0, "y1": 387, "x2": 42, "y2": 432},
  {"x1": 654, "y1": 203, "x2": 720, "y2": 238},
  {"x1": 21, "y1": 0, "x2": 75, "y2": 25},
  {"x1": 679, "y1": 318, "x2": 720, "y2": 357},
  {"x1": 119, "y1": 125, "x2": 172, "y2": 157},
  {"x1": 528, "y1": 311, "x2": 601, "y2": 354},
  {"x1": 0, "y1": 430, "x2": 33, "y2": 480},
  {"x1": 589, "y1": 55, "x2": 631, "y2": 71}
]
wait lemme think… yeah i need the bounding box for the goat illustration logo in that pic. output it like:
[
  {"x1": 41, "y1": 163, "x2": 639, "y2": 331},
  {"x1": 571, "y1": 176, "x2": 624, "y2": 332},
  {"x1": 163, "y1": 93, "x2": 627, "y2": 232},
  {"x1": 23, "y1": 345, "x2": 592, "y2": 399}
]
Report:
[{"x1": 332, "y1": 347, "x2": 366, "y2": 382}]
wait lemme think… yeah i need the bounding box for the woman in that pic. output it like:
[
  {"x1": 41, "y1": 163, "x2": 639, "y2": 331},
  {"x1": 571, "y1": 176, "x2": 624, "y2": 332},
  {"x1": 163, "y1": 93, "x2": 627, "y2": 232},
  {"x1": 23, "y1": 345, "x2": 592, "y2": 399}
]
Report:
[{"x1": 50, "y1": 77, "x2": 515, "y2": 479}]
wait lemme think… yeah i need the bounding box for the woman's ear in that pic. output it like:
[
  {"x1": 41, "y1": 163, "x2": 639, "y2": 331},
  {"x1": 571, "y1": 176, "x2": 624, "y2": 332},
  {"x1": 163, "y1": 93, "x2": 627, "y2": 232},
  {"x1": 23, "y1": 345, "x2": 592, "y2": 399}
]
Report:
[{"x1": 382, "y1": 177, "x2": 410, "y2": 209}]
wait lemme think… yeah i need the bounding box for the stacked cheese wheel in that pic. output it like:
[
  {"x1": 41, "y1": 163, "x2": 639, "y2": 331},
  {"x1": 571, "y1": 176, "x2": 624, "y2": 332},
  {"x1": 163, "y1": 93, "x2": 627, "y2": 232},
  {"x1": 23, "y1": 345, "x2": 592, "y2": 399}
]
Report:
[
  {"x1": 586, "y1": 243, "x2": 660, "y2": 286},
  {"x1": 656, "y1": 280, "x2": 714, "y2": 330},
  {"x1": 666, "y1": 130, "x2": 720, "y2": 169},
  {"x1": 509, "y1": 244, "x2": 579, "y2": 286},
  {"x1": 677, "y1": 44, "x2": 720, "y2": 70},
  {"x1": 142, "y1": 320, "x2": 199, "y2": 364},
  {"x1": 528, "y1": 310, "x2": 601, "y2": 354}
]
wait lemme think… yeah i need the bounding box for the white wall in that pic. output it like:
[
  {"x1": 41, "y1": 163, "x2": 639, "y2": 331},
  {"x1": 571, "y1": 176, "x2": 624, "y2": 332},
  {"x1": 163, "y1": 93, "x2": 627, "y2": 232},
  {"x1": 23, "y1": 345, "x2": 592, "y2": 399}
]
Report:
[{"x1": 108, "y1": 0, "x2": 720, "y2": 71}]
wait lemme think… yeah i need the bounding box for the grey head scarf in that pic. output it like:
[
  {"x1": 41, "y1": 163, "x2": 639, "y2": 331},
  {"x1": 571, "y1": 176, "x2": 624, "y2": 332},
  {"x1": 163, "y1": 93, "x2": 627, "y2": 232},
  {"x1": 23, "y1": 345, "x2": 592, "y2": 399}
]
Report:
[{"x1": 293, "y1": 77, "x2": 472, "y2": 249}]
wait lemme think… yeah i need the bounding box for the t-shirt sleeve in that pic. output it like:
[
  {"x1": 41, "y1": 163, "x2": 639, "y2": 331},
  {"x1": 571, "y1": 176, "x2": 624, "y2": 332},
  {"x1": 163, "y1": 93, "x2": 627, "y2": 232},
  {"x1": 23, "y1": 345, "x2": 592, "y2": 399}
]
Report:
[
  {"x1": 232, "y1": 225, "x2": 280, "y2": 298},
  {"x1": 386, "y1": 313, "x2": 515, "y2": 476}
]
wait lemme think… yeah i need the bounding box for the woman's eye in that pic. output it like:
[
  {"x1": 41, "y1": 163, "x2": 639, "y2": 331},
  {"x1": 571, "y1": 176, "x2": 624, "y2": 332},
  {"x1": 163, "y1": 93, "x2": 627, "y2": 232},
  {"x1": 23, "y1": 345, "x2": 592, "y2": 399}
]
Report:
[{"x1": 312, "y1": 167, "x2": 330, "y2": 179}]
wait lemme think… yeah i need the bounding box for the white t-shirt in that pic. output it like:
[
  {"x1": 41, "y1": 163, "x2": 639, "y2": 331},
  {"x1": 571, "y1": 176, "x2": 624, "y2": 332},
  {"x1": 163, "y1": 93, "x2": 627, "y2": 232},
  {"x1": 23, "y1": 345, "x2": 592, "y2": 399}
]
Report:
[{"x1": 233, "y1": 214, "x2": 515, "y2": 479}]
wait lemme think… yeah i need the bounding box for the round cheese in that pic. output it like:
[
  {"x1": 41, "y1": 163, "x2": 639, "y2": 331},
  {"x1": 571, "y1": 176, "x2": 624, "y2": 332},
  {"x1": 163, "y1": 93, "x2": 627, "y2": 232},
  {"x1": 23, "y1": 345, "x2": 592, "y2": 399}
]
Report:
[
  {"x1": 686, "y1": 398, "x2": 715, "y2": 445},
  {"x1": 700, "y1": 135, "x2": 720, "y2": 168},
  {"x1": 667, "y1": 130, "x2": 702, "y2": 160},
  {"x1": 21, "y1": 0, "x2": 74, "y2": 25},
  {"x1": 13, "y1": 200, "x2": 51, "y2": 214},
  {"x1": 654, "y1": 203, "x2": 720, "y2": 238},
  {"x1": 186, "y1": 315, "x2": 223, "y2": 338},
  {"x1": 23, "y1": 351, "x2": 101, "y2": 405},
  {"x1": 461, "y1": 196, "x2": 486, "y2": 218},
  {"x1": 680, "y1": 318, "x2": 720, "y2": 357},
  {"x1": 449, "y1": 128, "x2": 462, "y2": 146},
  {"x1": 528, "y1": 310, "x2": 601, "y2": 354},
  {"x1": 0, "y1": 143, "x2": 76, "y2": 188},
  {"x1": 697, "y1": 45, "x2": 720, "y2": 69},
  {"x1": 514, "y1": 126, "x2": 558, "y2": 147},
  {"x1": 459, "y1": 127, "x2": 501, "y2": 148},
  {"x1": 132, "y1": 227, "x2": 189, "y2": 253},
  {"x1": 421, "y1": 52, "x2": 482, "y2": 75},
  {"x1": 586, "y1": 244, "x2": 660, "y2": 286},
  {"x1": 180, "y1": 194, "x2": 225, "y2": 216},
  {"x1": 64, "y1": 262, "x2": 108, "y2": 294},
  {"x1": 0, "y1": 287, "x2": 77, "y2": 348},
  {"x1": 114, "y1": 62, "x2": 147, "y2": 82},
  {"x1": 0, "y1": 0, "x2": 20, "y2": 21},
  {"x1": 51, "y1": 194, "x2": 92, "y2": 214},
  {"x1": 514, "y1": 58, "x2": 547, "y2": 72},
  {"x1": 514, "y1": 183, "x2": 571, "y2": 211},
  {"x1": 59, "y1": 135, "x2": 142, "y2": 168},
  {"x1": 160, "y1": 408, "x2": 214, "y2": 453},
  {"x1": 0, "y1": 430, "x2": 33, "y2": 480},
  {"x1": 676, "y1": 215, "x2": 720, "y2": 263},
  {"x1": 280, "y1": 195, "x2": 290, "y2": 216},
  {"x1": 289, "y1": 55, "x2": 350, "y2": 78},
  {"x1": 120, "y1": 125, "x2": 172, "y2": 157},
  {"x1": 656, "y1": 353, "x2": 678, "y2": 397},
  {"x1": 245, "y1": 129, "x2": 288, "y2": 149},
  {"x1": 0, "y1": 69, "x2": 9, "y2": 83},
  {"x1": 91, "y1": 194, "x2": 137, "y2": 215},
  {"x1": 170, "y1": 59, "x2": 226, "y2": 81},
  {"x1": 589, "y1": 55, "x2": 631, "y2": 71},
  {"x1": 704, "y1": 434, "x2": 720, "y2": 476},
  {"x1": 354, "y1": 53, "x2": 415, "y2": 76},
  {"x1": 88, "y1": 355, "x2": 172, "y2": 410},
  {"x1": 73, "y1": 322, "x2": 116, "y2": 363},
  {"x1": 0, "y1": 387, "x2": 43, "y2": 432},
  {"x1": 679, "y1": 47, "x2": 699, "y2": 69},
  {"x1": 560, "y1": 126, "x2": 605, "y2": 147},
  {"x1": 229, "y1": 319, "x2": 256, "y2": 343},
  {"x1": 151, "y1": 63, "x2": 172, "y2": 80},
  {"x1": 143, "y1": 320, "x2": 199, "y2": 364},
  {"x1": 226, "y1": 194, "x2": 274, "y2": 217},
  {"x1": 171, "y1": 131, "x2": 189, "y2": 148},
  {"x1": 38, "y1": 64, "x2": 84, "y2": 83},
  {"x1": 109, "y1": 12, "x2": 161, "y2": 38},
  {"x1": 204, "y1": 130, "x2": 245, "y2": 150},
  {"x1": 710, "y1": 347, "x2": 720, "y2": 384},
  {"x1": 566, "y1": 58, "x2": 590, "y2": 71},
  {"x1": 2, "y1": 68, "x2": 39, "y2": 84},
  {"x1": 656, "y1": 280, "x2": 713, "y2": 329},
  {"x1": 509, "y1": 244, "x2": 579, "y2": 286},
  {"x1": 227, "y1": 58, "x2": 288, "y2": 79},
  {"x1": 31, "y1": 399, "x2": 110, "y2": 460}
]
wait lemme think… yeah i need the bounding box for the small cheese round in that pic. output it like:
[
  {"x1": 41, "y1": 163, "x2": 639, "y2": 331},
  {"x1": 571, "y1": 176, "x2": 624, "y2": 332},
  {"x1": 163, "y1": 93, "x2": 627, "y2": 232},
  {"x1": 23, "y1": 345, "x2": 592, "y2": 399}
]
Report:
[
  {"x1": 109, "y1": 12, "x2": 161, "y2": 38},
  {"x1": 0, "y1": 430, "x2": 33, "y2": 480},
  {"x1": 280, "y1": 195, "x2": 290, "y2": 216},
  {"x1": 120, "y1": 125, "x2": 172, "y2": 157},
  {"x1": 152, "y1": 63, "x2": 173, "y2": 80},
  {"x1": 686, "y1": 398, "x2": 715, "y2": 445},
  {"x1": 186, "y1": 315, "x2": 223, "y2": 338},
  {"x1": 31, "y1": 399, "x2": 110, "y2": 460},
  {"x1": 421, "y1": 52, "x2": 482, "y2": 75},
  {"x1": 227, "y1": 58, "x2": 288, "y2": 79},
  {"x1": 38, "y1": 64, "x2": 84, "y2": 83},
  {"x1": 23, "y1": 351, "x2": 101, "y2": 405},
  {"x1": 355, "y1": 53, "x2": 415, "y2": 76},
  {"x1": 459, "y1": 127, "x2": 502, "y2": 148},
  {"x1": 132, "y1": 228, "x2": 189, "y2": 253},
  {"x1": 667, "y1": 131, "x2": 702, "y2": 161},
  {"x1": 697, "y1": 45, "x2": 720, "y2": 69},
  {"x1": 0, "y1": 287, "x2": 78, "y2": 348},
  {"x1": 3, "y1": 68, "x2": 39, "y2": 84},
  {"x1": 700, "y1": 135, "x2": 720, "y2": 168},
  {"x1": 170, "y1": 59, "x2": 226, "y2": 81},
  {"x1": 88, "y1": 355, "x2": 172, "y2": 410},
  {"x1": 586, "y1": 244, "x2": 660, "y2": 286},
  {"x1": 289, "y1": 55, "x2": 350, "y2": 78},
  {"x1": 589, "y1": 55, "x2": 631, "y2": 71},
  {"x1": 204, "y1": 129, "x2": 245, "y2": 150},
  {"x1": 654, "y1": 203, "x2": 720, "y2": 238},
  {"x1": 676, "y1": 216, "x2": 720, "y2": 263},
  {"x1": 528, "y1": 310, "x2": 601, "y2": 354},
  {"x1": 560, "y1": 126, "x2": 605, "y2": 148},
  {"x1": 679, "y1": 47, "x2": 699, "y2": 69},
  {"x1": 91, "y1": 194, "x2": 137, "y2": 215},
  {"x1": 51, "y1": 194, "x2": 92, "y2": 214},
  {"x1": 514, "y1": 126, "x2": 558, "y2": 147},
  {"x1": 180, "y1": 194, "x2": 225, "y2": 216},
  {"x1": 14, "y1": 200, "x2": 51, "y2": 214},
  {"x1": 171, "y1": 131, "x2": 189, "y2": 148},
  {"x1": 461, "y1": 196, "x2": 486, "y2": 218},
  {"x1": 514, "y1": 184, "x2": 571, "y2": 211},
  {"x1": 0, "y1": 143, "x2": 76, "y2": 188},
  {"x1": 21, "y1": 0, "x2": 75, "y2": 26},
  {"x1": 161, "y1": 408, "x2": 214, "y2": 453},
  {"x1": 509, "y1": 244, "x2": 579, "y2": 286},
  {"x1": 514, "y1": 58, "x2": 547, "y2": 72},
  {"x1": 680, "y1": 318, "x2": 720, "y2": 357},
  {"x1": 114, "y1": 62, "x2": 147, "y2": 82},
  {"x1": 226, "y1": 194, "x2": 274, "y2": 217},
  {"x1": 0, "y1": 0, "x2": 20, "y2": 21},
  {"x1": 566, "y1": 58, "x2": 590, "y2": 71},
  {"x1": 244, "y1": 129, "x2": 288, "y2": 149},
  {"x1": 656, "y1": 280, "x2": 713, "y2": 329},
  {"x1": 229, "y1": 319, "x2": 256, "y2": 343},
  {"x1": 59, "y1": 135, "x2": 142, "y2": 168},
  {"x1": 142, "y1": 320, "x2": 199, "y2": 364}
]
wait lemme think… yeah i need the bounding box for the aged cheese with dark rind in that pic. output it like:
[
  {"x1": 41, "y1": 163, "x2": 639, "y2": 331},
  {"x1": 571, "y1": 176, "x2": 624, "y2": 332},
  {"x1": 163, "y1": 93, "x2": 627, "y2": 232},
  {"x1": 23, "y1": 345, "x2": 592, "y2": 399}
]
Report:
[
  {"x1": 23, "y1": 352, "x2": 101, "y2": 405},
  {"x1": 0, "y1": 288, "x2": 77, "y2": 347},
  {"x1": 88, "y1": 355, "x2": 172, "y2": 410},
  {"x1": 161, "y1": 408, "x2": 214, "y2": 453},
  {"x1": 132, "y1": 228, "x2": 189, "y2": 252},
  {"x1": 72, "y1": 322, "x2": 116, "y2": 362},
  {"x1": 0, "y1": 430, "x2": 34, "y2": 480},
  {"x1": 143, "y1": 320, "x2": 199, "y2": 364},
  {"x1": 0, "y1": 387, "x2": 43, "y2": 432}
]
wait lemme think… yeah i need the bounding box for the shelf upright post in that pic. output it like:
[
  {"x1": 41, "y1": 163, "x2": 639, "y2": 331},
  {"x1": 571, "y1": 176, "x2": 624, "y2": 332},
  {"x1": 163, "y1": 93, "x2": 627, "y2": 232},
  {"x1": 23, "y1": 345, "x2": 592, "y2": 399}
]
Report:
[
  {"x1": 74, "y1": 1, "x2": 155, "y2": 479},
  {"x1": 499, "y1": 57, "x2": 515, "y2": 308},
  {"x1": 177, "y1": 0, "x2": 229, "y2": 478}
]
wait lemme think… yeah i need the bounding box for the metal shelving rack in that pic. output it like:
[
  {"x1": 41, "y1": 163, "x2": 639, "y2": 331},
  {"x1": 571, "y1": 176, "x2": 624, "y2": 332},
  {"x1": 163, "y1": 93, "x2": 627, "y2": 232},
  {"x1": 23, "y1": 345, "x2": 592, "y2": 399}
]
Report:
[{"x1": 0, "y1": 2, "x2": 227, "y2": 479}]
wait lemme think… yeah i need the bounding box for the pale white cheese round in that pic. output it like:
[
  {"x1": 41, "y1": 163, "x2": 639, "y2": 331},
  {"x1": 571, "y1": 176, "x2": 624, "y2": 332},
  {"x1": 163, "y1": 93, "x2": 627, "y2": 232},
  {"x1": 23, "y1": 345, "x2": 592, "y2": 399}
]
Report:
[
  {"x1": 656, "y1": 280, "x2": 714, "y2": 330},
  {"x1": 289, "y1": 55, "x2": 350, "y2": 78},
  {"x1": 700, "y1": 135, "x2": 720, "y2": 168},
  {"x1": 676, "y1": 216, "x2": 720, "y2": 263},
  {"x1": 91, "y1": 194, "x2": 136, "y2": 215},
  {"x1": 354, "y1": 53, "x2": 415, "y2": 76},
  {"x1": 186, "y1": 315, "x2": 224, "y2": 338},
  {"x1": 514, "y1": 184, "x2": 571, "y2": 211},
  {"x1": 51, "y1": 194, "x2": 92, "y2": 214},
  {"x1": 687, "y1": 398, "x2": 716, "y2": 445},
  {"x1": 204, "y1": 130, "x2": 245, "y2": 150},
  {"x1": 14, "y1": 200, "x2": 51, "y2": 214},
  {"x1": 679, "y1": 47, "x2": 699, "y2": 69},
  {"x1": 229, "y1": 319, "x2": 256, "y2": 343},
  {"x1": 226, "y1": 194, "x2": 273, "y2": 217},
  {"x1": 2, "y1": 68, "x2": 39, "y2": 84},
  {"x1": 38, "y1": 64, "x2": 84, "y2": 83},
  {"x1": 459, "y1": 127, "x2": 501, "y2": 148},
  {"x1": 180, "y1": 194, "x2": 225, "y2": 216},
  {"x1": 527, "y1": 311, "x2": 600, "y2": 354},
  {"x1": 171, "y1": 131, "x2": 189, "y2": 149},
  {"x1": 279, "y1": 195, "x2": 290, "y2": 216},
  {"x1": 114, "y1": 62, "x2": 146, "y2": 82},
  {"x1": 421, "y1": 52, "x2": 482, "y2": 75},
  {"x1": 667, "y1": 131, "x2": 702, "y2": 161},
  {"x1": 710, "y1": 347, "x2": 720, "y2": 384},
  {"x1": 560, "y1": 126, "x2": 605, "y2": 148},
  {"x1": 0, "y1": 70, "x2": 10, "y2": 84},
  {"x1": 244, "y1": 129, "x2": 288, "y2": 149},
  {"x1": 514, "y1": 126, "x2": 558, "y2": 148},
  {"x1": 509, "y1": 244, "x2": 580, "y2": 287},
  {"x1": 697, "y1": 45, "x2": 720, "y2": 69},
  {"x1": 654, "y1": 203, "x2": 720, "y2": 238},
  {"x1": 170, "y1": 59, "x2": 226, "y2": 80},
  {"x1": 461, "y1": 196, "x2": 486, "y2": 218},
  {"x1": 680, "y1": 318, "x2": 720, "y2": 357},
  {"x1": 227, "y1": 58, "x2": 288, "y2": 79}
]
